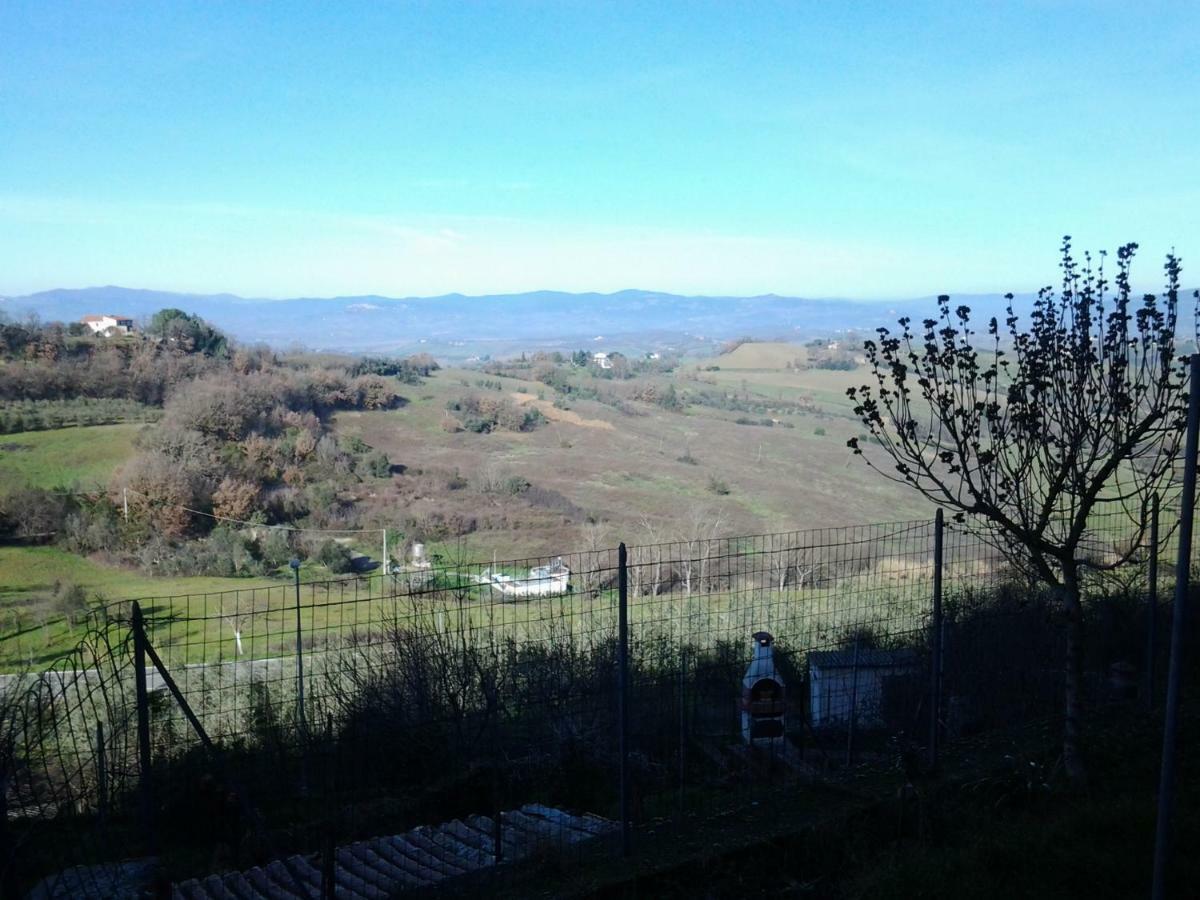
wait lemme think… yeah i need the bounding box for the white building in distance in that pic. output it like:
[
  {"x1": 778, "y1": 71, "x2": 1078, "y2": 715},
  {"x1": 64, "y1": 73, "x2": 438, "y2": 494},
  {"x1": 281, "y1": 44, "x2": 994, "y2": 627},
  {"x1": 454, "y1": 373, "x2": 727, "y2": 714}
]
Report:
[{"x1": 81, "y1": 314, "x2": 135, "y2": 336}]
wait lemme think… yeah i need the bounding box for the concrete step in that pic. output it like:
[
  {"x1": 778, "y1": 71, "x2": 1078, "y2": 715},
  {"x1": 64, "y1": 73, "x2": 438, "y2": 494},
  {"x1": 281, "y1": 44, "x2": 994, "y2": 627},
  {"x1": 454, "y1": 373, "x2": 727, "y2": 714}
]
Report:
[{"x1": 170, "y1": 805, "x2": 614, "y2": 899}]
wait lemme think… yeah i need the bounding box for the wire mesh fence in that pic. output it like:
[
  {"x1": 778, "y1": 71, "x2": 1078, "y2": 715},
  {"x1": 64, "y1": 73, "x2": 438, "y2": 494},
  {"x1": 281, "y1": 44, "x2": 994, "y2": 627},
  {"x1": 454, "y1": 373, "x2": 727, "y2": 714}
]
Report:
[{"x1": 0, "y1": 506, "x2": 1190, "y2": 897}]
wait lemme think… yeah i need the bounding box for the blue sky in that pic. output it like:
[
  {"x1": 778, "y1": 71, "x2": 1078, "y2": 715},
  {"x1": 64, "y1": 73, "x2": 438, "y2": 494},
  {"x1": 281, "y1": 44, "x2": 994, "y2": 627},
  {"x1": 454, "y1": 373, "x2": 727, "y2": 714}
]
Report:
[{"x1": 1, "y1": 1, "x2": 1196, "y2": 298}]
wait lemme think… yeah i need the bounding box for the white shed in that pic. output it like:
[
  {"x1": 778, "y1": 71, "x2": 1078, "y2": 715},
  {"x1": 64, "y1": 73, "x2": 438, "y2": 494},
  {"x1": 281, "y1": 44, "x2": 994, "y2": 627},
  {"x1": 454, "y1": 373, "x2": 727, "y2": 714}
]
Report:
[{"x1": 808, "y1": 648, "x2": 917, "y2": 728}]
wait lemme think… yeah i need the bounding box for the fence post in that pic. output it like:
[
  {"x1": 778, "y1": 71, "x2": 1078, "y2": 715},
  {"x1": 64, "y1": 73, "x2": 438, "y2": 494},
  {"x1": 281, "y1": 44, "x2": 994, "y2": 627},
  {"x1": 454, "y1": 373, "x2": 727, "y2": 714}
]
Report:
[
  {"x1": 0, "y1": 771, "x2": 11, "y2": 899},
  {"x1": 678, "y1": 647, "x2": 687, "y2": 826},
  {"x1": 845, "y1": 637, "x2": 860, "y2": 767},
  {"x1": 290, "y1": 559, "x2": 306, "y2": 736},
  {"x1": 95, "y1": 722, "x2": 107, "y2": 824},
  {"x1": 617, "y1": 542, "x2": 631, "y2": 857},
  {"x1": 321, "y1": 714, "x2": 336, "y2": 900},
  {"x1": 1152, "y1": 353, "x2": 1200, "y2": 900},
  {"x1": 929, "y1": 508, "x2": 945, "y2": 772},
  {"x1": 1146, "y1": 494, "x2": 1160, "y2": 712},
  {"x1": 131, "y1": 601, "x2": 157, "y2": 856}
]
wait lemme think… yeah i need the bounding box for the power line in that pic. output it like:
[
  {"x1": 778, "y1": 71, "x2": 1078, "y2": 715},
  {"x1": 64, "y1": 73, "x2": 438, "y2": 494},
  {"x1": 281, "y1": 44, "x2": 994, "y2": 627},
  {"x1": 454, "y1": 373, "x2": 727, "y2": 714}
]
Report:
[{"x1": 122, "y1": 488, "x2": 385, "y2": 536}]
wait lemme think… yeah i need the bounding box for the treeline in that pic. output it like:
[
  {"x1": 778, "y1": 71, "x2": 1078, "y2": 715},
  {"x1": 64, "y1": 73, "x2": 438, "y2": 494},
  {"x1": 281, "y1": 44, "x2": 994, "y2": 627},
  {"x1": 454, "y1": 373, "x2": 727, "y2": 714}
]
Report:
[
  {"x1": 0, "y1": 309, "x2": 232, "y2": 403},
  {"x1": 0, "y1": 398, "x2": 161, "y2": 433},
  {"x1": 0, "y1": 307, "x2": 441, "y2": 578}
]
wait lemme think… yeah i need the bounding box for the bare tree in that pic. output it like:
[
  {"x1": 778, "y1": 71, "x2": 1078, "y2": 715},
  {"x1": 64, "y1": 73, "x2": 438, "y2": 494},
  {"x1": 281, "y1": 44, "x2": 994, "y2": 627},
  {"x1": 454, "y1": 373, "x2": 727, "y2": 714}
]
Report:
[
  {"x1": 675, "y1": 505, "x2": 725, "y2": 596},
  {"x1": 637, "y1": 516, "x2": 667, "y2": 597},
  {"x1": 846, "y1": 238, "x2": 1195, "y2": 781},
  {"x1": 579, "y1": 520, "x2": 611, "y2": 595},
  {"x1": 219, "y1": 597, "x2": 249, "y2": 657},
  {"x1": 768, "y1": 533, "x2": 815, "y2": 592}
]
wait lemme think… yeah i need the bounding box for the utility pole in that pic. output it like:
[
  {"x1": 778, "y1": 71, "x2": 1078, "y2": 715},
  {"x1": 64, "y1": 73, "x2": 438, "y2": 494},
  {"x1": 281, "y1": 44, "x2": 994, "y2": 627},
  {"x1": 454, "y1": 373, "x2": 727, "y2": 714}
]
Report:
[
  {"x1": 123, "y1": 487, "x2": 128, "y2": 522},
  {"x1": 382, "y1": 529, "x2": 389, "y2": 576}
]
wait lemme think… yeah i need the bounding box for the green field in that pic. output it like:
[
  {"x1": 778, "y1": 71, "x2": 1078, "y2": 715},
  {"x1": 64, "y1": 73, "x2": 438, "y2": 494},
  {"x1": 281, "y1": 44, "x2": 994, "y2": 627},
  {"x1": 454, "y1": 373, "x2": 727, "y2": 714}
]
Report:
[
  {"x1": 0, "y1": 546, "x2": 941, "y2": 671},
  {"x1": 0, "y1": 545, "x2": 295, "y2": 668},
  {"x1": 0, "y1": 423, "x2": 143, "y2": 490}
]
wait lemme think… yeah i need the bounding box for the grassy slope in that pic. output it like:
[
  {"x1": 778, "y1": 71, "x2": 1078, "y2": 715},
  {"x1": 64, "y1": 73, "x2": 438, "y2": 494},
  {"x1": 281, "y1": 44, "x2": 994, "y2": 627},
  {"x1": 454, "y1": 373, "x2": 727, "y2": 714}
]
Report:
[
  {"x1": 0, "y1": 545, "x2": 296, "y2": 668},
  {"x1": 336, "y1": 358, "x2": 927, "y2": 564},
  {"x1": 0, "y1": 423, "x2": 143, "y2": 490},
  {"x1": 0, "y1": 350, "x2": 933, "y2": 668}
]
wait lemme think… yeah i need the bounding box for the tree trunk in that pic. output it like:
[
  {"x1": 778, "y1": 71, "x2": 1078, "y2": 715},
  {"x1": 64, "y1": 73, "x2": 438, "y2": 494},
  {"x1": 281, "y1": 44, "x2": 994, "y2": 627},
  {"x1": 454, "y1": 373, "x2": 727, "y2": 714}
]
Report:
[{"x1": 1061, "y1": 565, "x2": 1086, "y2": 784}]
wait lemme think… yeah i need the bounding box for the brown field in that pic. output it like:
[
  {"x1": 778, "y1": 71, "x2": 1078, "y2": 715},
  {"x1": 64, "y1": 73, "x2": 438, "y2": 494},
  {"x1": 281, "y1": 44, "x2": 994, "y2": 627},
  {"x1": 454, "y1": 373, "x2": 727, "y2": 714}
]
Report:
[{"x1": 335, "y1": 343, "x2": 928, "y2": 562}]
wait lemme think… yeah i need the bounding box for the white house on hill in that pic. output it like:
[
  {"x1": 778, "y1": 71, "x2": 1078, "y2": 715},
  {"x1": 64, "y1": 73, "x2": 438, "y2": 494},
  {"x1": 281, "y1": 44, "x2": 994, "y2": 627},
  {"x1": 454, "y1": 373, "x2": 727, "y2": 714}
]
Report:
[
  {"x1": 81, "y1": 314, "x2": 135, "y2": 336},
  {"x1": 592, "y1": 351, "x2": 613, "y2": 370}
]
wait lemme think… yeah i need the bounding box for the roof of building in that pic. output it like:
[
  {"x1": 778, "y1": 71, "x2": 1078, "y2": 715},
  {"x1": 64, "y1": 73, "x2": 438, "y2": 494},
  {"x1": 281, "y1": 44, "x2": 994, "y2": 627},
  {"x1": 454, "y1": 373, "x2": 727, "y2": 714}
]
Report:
[{"x1": 807, "y1": 648, "x2": 918, "y2": 670}]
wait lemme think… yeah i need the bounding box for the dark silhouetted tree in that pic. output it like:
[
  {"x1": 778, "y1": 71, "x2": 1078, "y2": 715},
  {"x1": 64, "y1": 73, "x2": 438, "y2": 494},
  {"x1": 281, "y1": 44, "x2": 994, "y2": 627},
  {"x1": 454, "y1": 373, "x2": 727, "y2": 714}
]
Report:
[{"x1": 846, "y1": 238, "x2": 1196, "y2": 781}]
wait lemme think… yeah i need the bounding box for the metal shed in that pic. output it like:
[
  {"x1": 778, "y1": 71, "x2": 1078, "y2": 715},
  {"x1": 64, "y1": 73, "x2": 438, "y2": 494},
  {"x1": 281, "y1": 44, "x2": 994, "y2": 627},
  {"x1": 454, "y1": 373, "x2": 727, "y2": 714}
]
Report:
[{"x1": 807, "y1": 648, "x2": 918, "y2": 728}]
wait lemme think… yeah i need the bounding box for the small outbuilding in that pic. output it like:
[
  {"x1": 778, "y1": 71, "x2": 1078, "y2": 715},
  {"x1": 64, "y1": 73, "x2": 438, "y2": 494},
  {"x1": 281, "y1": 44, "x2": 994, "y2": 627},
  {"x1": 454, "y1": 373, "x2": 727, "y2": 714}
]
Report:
[{"x1": 807, "y1": 648, "x2": 918, "y2": 728}]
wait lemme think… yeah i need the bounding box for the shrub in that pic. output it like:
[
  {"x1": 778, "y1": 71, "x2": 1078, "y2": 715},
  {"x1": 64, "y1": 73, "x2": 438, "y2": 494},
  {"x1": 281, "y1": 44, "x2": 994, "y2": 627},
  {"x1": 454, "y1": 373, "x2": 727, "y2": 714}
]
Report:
[
  {"x1": 707, "y1": 476, "x2": 731, "y2": 495},
  {"x1": 254, "y1": 528, "x2": 294, "y2": 570},
  {"x1": 365, "y1": 452, "x2": 392, "y2": 478},
  {"x1": 317, "y1": 539, "x2": 355, "y2": 574},
  {"x1": 53, "y1": 582, "x2": 90, "y2": 627},
  {"x1": 502, "y1": 476, "x2": 531, "y2": 495}
]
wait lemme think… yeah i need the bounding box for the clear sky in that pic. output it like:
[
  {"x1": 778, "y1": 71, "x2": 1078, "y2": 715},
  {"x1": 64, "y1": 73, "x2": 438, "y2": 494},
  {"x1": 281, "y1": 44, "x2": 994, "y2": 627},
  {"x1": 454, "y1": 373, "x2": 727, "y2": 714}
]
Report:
[{"x1": 1, "y1": 1, "x2": 1196, "y2": 299}]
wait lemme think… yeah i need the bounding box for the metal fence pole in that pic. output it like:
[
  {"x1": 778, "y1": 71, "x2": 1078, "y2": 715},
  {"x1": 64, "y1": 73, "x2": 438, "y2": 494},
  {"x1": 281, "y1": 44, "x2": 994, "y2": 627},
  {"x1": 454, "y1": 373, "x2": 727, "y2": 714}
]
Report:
[
  {"x1": 0, "y1": 771, "x2": 12, "y2": 899},
  {"x1": 1146, "y1": 493, "x2": 1160, "y2": 712},
  {"x1": 290, "y1": 559, "x2": 306, "y2": 735},
  {"x1": 1152, "y1": 353, "x2": 1200, "y2": 900},
  {"x1": 321, "y1": 713, "x2": 336, "y2": 900},
  {"x1": 131, "y1": 601, "x2": 156, "y2": 856},
  {"x1": 617, "y1": 542, "x2": 631, "y2": 857},
  {"x1": 845, "y1": 637, "x2": 860, "y2": 767},
  {"x1": 678, "y1": 647, "x2": 687, "y2": 826},
  {"x1": 929, "y1": 508, "x2": 945, "y2": 771},
  {"x1": 95, "y1": 722, "x2": 107, "y2": 824}
]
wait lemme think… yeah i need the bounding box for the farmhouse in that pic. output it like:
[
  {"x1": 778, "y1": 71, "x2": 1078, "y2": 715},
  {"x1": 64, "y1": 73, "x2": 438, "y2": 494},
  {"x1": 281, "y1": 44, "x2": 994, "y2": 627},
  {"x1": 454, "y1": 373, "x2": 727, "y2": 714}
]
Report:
[
  {"x1": 80, "y1": 314, "x2": 135, "y2": 336},
  {"x1": 592, "y1": 351, "x2": 613, "y2": 370}
]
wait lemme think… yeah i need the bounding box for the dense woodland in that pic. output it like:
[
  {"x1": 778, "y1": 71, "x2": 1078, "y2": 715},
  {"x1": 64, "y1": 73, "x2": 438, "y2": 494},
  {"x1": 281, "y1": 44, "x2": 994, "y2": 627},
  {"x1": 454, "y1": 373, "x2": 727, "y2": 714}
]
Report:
[{"x1": 0, "y1": 309, "x2": 438, "y2": 579}]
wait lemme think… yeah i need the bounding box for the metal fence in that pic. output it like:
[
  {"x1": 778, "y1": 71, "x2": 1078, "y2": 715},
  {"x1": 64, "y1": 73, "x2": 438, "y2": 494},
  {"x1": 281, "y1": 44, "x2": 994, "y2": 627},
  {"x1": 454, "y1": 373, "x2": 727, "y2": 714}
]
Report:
[{"x1": 0, "y1": 506, "x2": 1185, "y2": 898}]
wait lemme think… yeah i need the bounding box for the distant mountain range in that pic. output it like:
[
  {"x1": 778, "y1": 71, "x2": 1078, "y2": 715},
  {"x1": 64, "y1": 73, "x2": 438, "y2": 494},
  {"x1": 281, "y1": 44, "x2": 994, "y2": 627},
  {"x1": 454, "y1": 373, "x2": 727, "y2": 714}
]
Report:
[{"x1": 0, "y1": 285, "x2": 1041, "y2": 358}]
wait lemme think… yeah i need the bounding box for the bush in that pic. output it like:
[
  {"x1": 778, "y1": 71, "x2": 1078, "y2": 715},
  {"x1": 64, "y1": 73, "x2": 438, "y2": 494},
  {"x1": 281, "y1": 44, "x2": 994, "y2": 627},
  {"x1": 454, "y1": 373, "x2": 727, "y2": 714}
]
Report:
[
  {"x1": 254, "y1": 528, "x2": 295, "y2": 570},
  {"x1": 365, "y1": 452, "x2": 392, "y2": 478},
  {"x1": 707, "y1": 476, "x2": 731, "y2": 495},
  {"x1": 53, "y1": 582, "x2": 90, "y2": 626},
  {"x1": 0, "y1": 487, "x2": 72, "y2": 540},
  {"x1": 317, "y1": 539, "x2": 355, "y2": 574},
  {"x1": 502, "y1": 476, "x2": 531, "y2": 495}
]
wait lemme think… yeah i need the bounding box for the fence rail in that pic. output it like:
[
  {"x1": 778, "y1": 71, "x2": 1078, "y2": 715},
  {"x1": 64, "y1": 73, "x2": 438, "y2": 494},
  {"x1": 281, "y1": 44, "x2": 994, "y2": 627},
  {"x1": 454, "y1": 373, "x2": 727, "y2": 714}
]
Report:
[{"x1": 0, "y1": 506, "x2": 1186, "y2": 897}]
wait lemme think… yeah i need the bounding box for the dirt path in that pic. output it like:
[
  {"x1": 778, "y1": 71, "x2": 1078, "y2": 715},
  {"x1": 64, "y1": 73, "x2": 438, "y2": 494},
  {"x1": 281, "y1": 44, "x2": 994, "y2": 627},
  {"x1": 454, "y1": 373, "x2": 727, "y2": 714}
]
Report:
[{"x1": 509, "y1": 392, "x2": 614, "y2": 430}]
